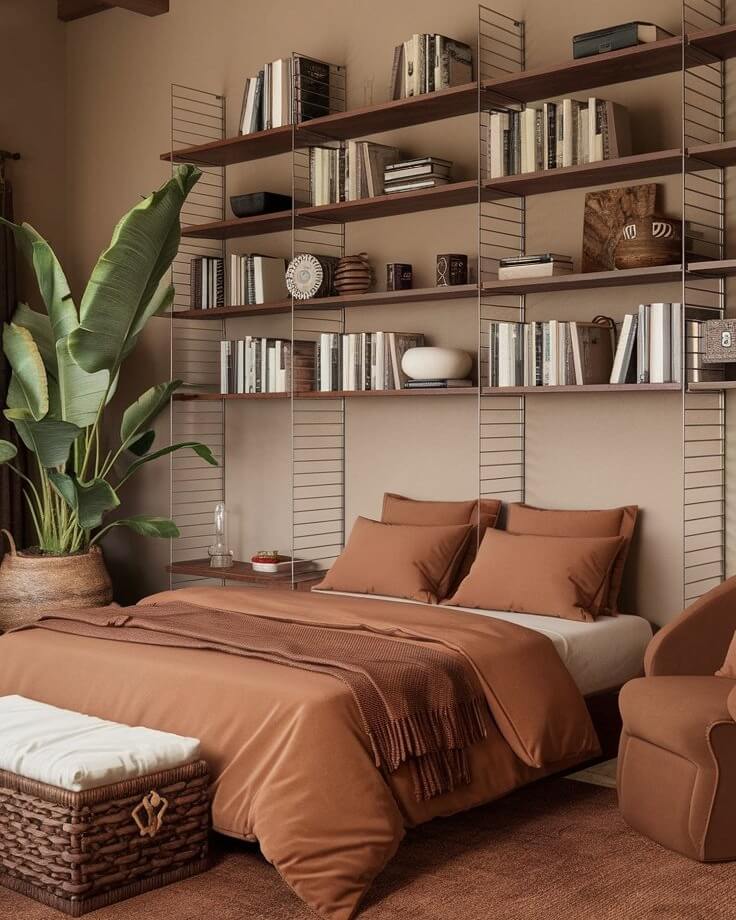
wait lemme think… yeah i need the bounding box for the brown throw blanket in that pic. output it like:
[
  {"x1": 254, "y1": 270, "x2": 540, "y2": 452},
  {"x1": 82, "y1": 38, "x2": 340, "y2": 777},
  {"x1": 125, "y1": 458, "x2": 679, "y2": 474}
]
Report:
[{"x1": 22, "y1": 603, "x2": 489, "y2": 801}]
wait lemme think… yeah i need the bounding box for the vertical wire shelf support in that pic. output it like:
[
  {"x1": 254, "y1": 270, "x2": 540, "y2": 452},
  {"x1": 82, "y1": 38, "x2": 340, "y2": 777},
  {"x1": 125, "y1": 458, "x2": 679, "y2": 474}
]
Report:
[
  {"x1": 169, "y1": 85, "x2": 226, "y2": 586},
  {"x1": 290, "y1": 60, "x2": 347, "y2": 583},
  {"x1": 478, "y1": 6, "x2": 526, "y2": 507},
  {"x1": 682, "y1": 0, "x2": 727, "y2": 606}
]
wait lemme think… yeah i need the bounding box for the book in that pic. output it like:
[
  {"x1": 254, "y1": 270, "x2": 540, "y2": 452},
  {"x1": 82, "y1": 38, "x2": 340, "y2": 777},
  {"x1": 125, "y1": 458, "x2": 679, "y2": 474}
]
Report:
[
  {"x1": 390, "y1": 44, "x2": 404, "y2": 100},
  {"x1": 497, "y1": 262, "x2": 574, "y2": 280},
  {"x1": 610, "y1": 315, "x2": 639, "y2": 383},
  {"x1": 384, "y1": 157, "x2": 453, "y2": 180},
  {"x1": 573, "y1": 22, "x2": 672, "y2": 59},
  {"x1": 637, "y1": 303, "x2": 650, "y2": 383},
  {"x1": 434, "y1": 35, "x2": 473, "y2": 88},
  {"x1": 252, "y1": 255, "x2": 287, "y2": 304},
  {"x1": 383, "y1": 177, "x2": 450, "y2": 193},
  {"x1": 294, "y1": 56, "x2": 331, "y2": 122},
  {"x1": 649, "y1": 302, "x2": 672, "y2": 383},
  {"x1": 570, "y1": 322, "x2": 614, "y2": 385},
  {"x1": 405, "y1": 378, "x2": 472, "y2": 388}
]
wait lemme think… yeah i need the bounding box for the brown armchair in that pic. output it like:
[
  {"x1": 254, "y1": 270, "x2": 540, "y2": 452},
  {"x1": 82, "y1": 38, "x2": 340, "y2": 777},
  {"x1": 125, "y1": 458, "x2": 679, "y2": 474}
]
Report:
[{"x1": 617, "y1": 577, "x2": 736, "y2": 862}]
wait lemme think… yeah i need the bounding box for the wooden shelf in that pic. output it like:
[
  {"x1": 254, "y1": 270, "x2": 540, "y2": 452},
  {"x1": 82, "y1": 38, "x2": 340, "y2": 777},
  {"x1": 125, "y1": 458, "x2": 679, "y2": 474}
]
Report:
[
  {"x1": 174, "y1": 391, "x2": 289, "y2": 401},
  {"x1": 296, "y1": 387, "x2": 478, "y2": 398},
  {"x1": 482, "y1": 384, "x2": 682, "y2": 395},
  {"x1": 688, "y1": 380, "x2": 736, "y2": 392},
  {"x1": 182, "y1": 180, "x2": 477, "y2": 240},
  {"x1": 689, "y1": 139, "x2": 736, "y2": 169},
  {"x1": 167, "y1": 559, "x2": 324, "y2": 589},
  {"x1": 163, "y1": 83, "x2": 478, "y2": 167},
  {"x1": 482, "y1": 264, "x2": 682, "y2": 295},
  {"x1": 484, "y1": 149, "x2": 683, "y2": 199},
  {"x1": 162, "y1": 26, "x2": 736, "y2": 169},
  {"x1": 689, "y1": 259, "x2": 736, "y2": 277},
  {"x1": 171, "y1": 284, "x2": 479, "y2": 320}
]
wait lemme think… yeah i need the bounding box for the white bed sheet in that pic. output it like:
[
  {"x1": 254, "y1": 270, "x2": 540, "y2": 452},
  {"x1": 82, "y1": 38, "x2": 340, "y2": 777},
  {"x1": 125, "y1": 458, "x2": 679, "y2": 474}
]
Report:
[{"x1": 312, "y1": 591, "x2": 653, "y2": 696}]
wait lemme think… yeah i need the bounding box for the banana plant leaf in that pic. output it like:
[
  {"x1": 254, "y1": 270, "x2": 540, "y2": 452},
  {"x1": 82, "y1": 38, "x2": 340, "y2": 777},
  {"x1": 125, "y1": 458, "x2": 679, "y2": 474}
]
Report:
[
  {"x1": 55, "y1": 336, "x2": 111, "y2": 429},
  {"x1": 119, "y1": 441, "x2": 217, "y2": 487},
  {"x1": 48, "y1": 472, "x2": 120, "y2": 529},
  {"x1": 120, "y1": 380, "x2": 182, "y2": 445},
  {"x1": 12, "y1": 303, "x2": 56, "y2": 374},
  {"x1": 127, "y1": 430, "x2": 156, "y2": 457},
  {"x1": 68, "y1": 165, "x2": 200, "y2": 375},
  {"x1": 0, "y1": 440, "x2": 17, "y2": 463},
  {"x1": 93, "y1": 515, "x2": 180, "y2": 544},
  {"x1": 3, "y1": 324, "x2": 48, "y2": 421},
  {"x1": 0, "y1": 219, "x2": 77, "y2": 341},
  {"x1": 12, "y1": 418, "x2": 82, "y2": 468},
  {"x1": 47, "y1": 471, "x2": 77, "y2": 508}
]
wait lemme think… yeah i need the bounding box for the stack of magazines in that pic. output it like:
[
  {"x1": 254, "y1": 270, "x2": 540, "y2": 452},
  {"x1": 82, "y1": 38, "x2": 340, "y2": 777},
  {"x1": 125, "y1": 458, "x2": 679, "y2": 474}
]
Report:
[
  {"x1": 384, "y1": 157, "x2": 453, "y2": 194},
  {"x1": 498, "y1": 253, "x2": 574, "y2": 280}
]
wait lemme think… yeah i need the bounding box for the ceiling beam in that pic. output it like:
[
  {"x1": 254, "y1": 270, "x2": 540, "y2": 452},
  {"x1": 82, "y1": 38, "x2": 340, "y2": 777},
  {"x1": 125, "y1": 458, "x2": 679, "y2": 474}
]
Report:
[{"x1": 58, "y1": 0, "x2": 168, "y2": 21}]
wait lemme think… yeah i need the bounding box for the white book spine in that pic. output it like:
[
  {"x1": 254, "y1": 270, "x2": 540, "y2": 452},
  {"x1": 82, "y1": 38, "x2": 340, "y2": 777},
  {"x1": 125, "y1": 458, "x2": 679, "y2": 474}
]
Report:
[
  {"x1": 220, "y1": 340, "x2": 229, "y2": 394},
  {"x1": 649, "y1": 302, "x2": 672, "y2": 383}
]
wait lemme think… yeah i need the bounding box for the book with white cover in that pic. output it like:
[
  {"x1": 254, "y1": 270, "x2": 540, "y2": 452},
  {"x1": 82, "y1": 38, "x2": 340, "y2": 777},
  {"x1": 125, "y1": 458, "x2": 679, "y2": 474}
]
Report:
[
  {"x1": 649, "y1": 302, "x2": 672, "y2": 383},
  {"x1": 610, "y1": 314, "x2": 638, "y2": 383},
  {"x1": 253, "y1": 255, "x2": 287, "y2": 304},
  {"x1": 489, "y1": 112, "x2": 509, "y2": 178}
]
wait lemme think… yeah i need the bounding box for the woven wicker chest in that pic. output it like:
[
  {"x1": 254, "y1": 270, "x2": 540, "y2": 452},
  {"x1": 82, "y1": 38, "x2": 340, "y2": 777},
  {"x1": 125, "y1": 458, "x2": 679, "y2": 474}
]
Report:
[{"x1": 0, "y1": 760, "x2": 210, "y2": 916}]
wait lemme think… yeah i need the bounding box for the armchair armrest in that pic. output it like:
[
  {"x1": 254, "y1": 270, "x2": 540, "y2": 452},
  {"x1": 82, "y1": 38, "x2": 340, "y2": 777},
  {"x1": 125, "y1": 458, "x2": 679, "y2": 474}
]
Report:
[
  {"x1": 728, "y1": 686, "x2": 736, "y2": 724},
  {"x1": 645, "y1": 577, "x2": 736, "y2": 677}
]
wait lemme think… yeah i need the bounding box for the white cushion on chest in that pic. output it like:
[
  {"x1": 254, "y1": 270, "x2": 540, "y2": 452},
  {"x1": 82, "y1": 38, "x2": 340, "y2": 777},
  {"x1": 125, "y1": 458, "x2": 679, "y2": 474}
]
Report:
[{"x1": 0, "y1": 695, "x2": 200, "y2": 791}]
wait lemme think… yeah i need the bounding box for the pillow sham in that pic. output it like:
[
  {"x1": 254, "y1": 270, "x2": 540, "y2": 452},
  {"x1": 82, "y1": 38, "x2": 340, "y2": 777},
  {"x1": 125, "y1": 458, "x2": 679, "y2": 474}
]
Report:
[
  {"x1": 504, "y1": 503, "x2": 638, "y2": 615},
  {"x1": 381, "y1": 493, "x2": 502, "y2": 588},
  {"x1": 716, "y1": 631, "x2": 736, "y2": 678},
  {"x1": 315, "y1": 516, "x2": 473, "y2": 604},
  {"x1": 443, "y1": 529, "x2": 625, "y2": 622}
]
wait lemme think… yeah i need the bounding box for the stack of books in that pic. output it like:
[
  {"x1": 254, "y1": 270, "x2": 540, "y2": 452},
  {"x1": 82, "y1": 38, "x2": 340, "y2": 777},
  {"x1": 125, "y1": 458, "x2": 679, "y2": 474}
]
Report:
[
  {"x1": 610, "y1": 303, "x2": 719, "y2": 384},
  {"x1": 228, "y1": 254, "x2": 287, "y2": 306},
  {"x1": 316, "y1": 332, "x2": 424, "y2": 391},
  {"x1": 390, "y1": 34, "x2": 473, "y2": 99},
  {"x1": 309, "y1": 141, "x2": 400, "y2": 205},
  {"x1": 573, "y1": 22, "x2": 671, "y2": 59},
  {"x1": 238, "y1": 55, "x2": 340, "y2": 135},
  {"x1": 405, "y1": 378, "x2": 473, "y2": 389},
  {"x1": 488, "y1": 97, "x2": 631, "y2": 178},
  {"x1": 383, "y1": 157, "x2": 453, "y2": 194},
  {"x1": 220, "y1": 338, "x2": 314, "y2": 394},
  {"x1": 190, "y1": 257, "x2": 224, "y2": 310},
  {"x1": 498, "y1": 253, "x2": 574, "y2": 280},
  {"x1": 488, "y1": 320, "x2": 614, "y2": 387}
]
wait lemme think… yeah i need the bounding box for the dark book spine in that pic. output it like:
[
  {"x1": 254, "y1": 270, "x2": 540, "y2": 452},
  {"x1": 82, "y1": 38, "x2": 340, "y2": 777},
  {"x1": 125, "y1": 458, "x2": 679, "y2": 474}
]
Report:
[
  {"x1": 546, "y1": 105, "x2": 556, "y2": 170},
  {"x1": 190, "y1": 258, "x2": 202, "y2": 310}
]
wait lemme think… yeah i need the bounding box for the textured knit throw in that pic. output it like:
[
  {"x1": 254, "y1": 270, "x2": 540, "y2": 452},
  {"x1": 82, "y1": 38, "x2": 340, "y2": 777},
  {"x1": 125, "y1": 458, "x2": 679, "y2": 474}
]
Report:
[{"x1": 27, "y1": 603, "x2": 488, "y2": 801}]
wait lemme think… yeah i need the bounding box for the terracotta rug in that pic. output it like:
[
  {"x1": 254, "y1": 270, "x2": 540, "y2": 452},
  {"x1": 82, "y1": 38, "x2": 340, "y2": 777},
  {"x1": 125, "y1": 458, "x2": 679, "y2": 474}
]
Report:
[{"x1": 2, "y1": 778, "x2": 733, "y2": 920}]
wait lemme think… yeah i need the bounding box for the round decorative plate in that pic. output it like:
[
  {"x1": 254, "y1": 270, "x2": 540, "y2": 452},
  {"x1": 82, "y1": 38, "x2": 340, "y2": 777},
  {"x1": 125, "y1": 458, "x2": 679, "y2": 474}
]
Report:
[{"x1": 286, "y1": 253, "x2": 324, "y2": 300}]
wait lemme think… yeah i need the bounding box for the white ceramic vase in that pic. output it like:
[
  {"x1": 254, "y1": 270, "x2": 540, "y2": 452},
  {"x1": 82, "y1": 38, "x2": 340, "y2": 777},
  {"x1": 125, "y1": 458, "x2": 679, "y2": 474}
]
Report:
[{"x1": 401, "y1": 346, "x2": 472, "y2": 381}]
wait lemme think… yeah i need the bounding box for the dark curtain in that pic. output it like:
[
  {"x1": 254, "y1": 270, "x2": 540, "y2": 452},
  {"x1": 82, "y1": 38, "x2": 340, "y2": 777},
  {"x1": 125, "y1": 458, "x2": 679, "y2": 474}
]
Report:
[{"x1": 0, "y1": 173, "x2": 29, "y2": 554}]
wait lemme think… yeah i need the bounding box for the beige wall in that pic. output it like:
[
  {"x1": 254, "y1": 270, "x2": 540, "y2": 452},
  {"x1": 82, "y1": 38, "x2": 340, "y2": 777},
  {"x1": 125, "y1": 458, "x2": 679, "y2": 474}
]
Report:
[{"x1": 22, "y1": 0, "x2": 728, "y2": 621}]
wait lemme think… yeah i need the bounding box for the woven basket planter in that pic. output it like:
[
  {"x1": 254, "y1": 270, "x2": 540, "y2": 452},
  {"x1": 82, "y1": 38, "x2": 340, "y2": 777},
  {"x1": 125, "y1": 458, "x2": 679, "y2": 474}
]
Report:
[
  {"x1": 0, "y1": 760, "x2": 210, "y2": 916},
  {"x1": 0, "y1": 530, "x2": 113, "y2": 632}
]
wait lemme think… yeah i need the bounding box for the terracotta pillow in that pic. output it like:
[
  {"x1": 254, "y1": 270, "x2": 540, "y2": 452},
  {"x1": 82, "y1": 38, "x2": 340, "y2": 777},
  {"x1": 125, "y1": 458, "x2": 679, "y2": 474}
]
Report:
[
  {"x1": 504, "y1": 503, "x2": 638, "y2": 615},
  {"x1": 315, "y1": 516, "x2": 473, "y2": 604},
  {"x1": 716, "y1": 632, "x2": 736, "y2": 678},
  {"x1": 443, "y1": 529, "x2": 625, "y2": 623},
  {"x1": 381, "y1": 493, "x2": 502, "y2": 589}
]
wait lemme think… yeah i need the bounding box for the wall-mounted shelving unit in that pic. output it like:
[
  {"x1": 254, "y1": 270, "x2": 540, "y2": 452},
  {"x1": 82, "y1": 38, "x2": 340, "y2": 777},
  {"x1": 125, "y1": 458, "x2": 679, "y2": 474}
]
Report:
[{"x1": 166, "y1": 2, "x2": 733, "y2": 605}]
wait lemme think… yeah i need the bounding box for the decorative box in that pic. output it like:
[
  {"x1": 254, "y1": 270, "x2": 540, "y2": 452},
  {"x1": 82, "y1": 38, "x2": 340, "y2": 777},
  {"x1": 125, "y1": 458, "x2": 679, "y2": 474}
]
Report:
[
  {"x1": 436, "y1": 253, "x2": 468, "y2": 286},
  {"x1": 704, "y1": 319, "x2": 736, "y2": 364},
  {"x1": 0, "y1": 760, "x2": 210, "y2": 916}
]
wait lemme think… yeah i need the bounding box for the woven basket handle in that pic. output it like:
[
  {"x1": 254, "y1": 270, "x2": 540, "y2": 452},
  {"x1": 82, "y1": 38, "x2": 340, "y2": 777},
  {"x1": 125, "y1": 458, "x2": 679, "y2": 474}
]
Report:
[{"x1": 1, "y1": 529, "x2": 17, "y2": 556}]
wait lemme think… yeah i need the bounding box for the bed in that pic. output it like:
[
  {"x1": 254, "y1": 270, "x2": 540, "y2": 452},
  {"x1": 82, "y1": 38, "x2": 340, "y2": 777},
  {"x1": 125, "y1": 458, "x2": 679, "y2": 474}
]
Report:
[{"x1": 0, "y1": 585, "x2": 651, "y2": 920}]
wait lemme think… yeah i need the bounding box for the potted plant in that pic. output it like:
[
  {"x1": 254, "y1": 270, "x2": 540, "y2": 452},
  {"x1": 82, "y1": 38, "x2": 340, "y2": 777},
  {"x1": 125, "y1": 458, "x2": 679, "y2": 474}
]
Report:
[{"x1": 0, "y1": 164, "x2": 216, "y2": 628}]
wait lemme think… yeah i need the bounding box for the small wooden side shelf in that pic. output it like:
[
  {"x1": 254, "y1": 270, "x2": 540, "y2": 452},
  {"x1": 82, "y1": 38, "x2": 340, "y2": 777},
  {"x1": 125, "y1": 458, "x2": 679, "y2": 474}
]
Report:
[{"x1": 167, "y1": 559, "x2": 324, "y2": 590}]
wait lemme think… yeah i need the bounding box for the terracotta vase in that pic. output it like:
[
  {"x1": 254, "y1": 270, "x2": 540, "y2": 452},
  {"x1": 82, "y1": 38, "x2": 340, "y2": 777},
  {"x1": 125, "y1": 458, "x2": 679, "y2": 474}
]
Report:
[
  {"x1": 334, "y1": 253, "x2": 372, "y2": 295},
  {"x1": 0, "y1": 530, "x2": 113, "y2": 631},
  {"x1": 614, "y1": 215, "x2": 680, "y2": 269}
]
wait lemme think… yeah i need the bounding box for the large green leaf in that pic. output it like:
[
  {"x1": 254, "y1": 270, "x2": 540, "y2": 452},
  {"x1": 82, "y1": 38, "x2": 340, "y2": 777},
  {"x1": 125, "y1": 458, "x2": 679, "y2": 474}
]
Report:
[
  {"x1": 119, "y1": 441, "x2": 217, "y2": 486},
  {"x1": 12, "y1": 303, "x2": 56, "y2": 375},
  {"x1": 75, "y1": 479, "x2": 120, "y2": 529},
  {"x1": 128, "y1": 430, "x2": 156, "y2": 457},
  {"x1": 48, "y1": 471, "x2": 78, "y2": 509},
  {"x1": 68, "y1": 165, "x2": 200, "y2": 375},
  {"x1": 0, "y1": 218, "x2": 77, "y2": 340},
  {"x1": 0, "y1": 440, "x2": 17, "y2": 463},
  {"x1": 120, "y1": 380, "x2": 182, "y2": 445},
  {"x1": 11, "y1": 418, "x2": 82, "y2": 467},
  {"x1": 122, "y1": 283, "x2": 175, "y2": 361},
  {"x1": 2, "y1": 323, "x2": 48, "y2": 421},
  {"x1": 55, "y1": 336, "x2": 110, "y2": 429},
  {"x1": 94, "y1": 515, "x2": 180, "y2": 544}
]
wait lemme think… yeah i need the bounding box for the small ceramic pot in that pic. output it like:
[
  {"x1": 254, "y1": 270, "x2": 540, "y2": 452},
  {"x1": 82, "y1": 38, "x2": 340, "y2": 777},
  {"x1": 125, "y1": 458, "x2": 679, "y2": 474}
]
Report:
[
  {"x1": 401, "y1": 347, "x2": 472, "y2": 381},
  {"x1": 614, "y1": 215, "x2": 681, "y2": 269}
]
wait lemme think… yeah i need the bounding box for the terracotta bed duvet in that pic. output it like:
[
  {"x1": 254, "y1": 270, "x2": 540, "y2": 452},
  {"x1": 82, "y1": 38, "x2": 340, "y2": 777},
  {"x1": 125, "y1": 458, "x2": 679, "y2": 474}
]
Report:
[{"x1": 0, "y1": 586, "x2": 600, "y2": 919}]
